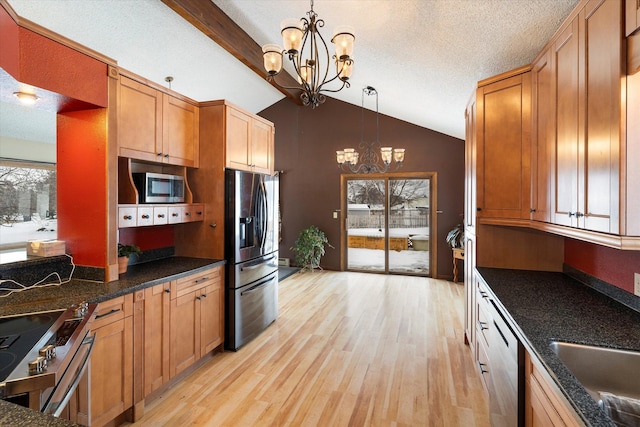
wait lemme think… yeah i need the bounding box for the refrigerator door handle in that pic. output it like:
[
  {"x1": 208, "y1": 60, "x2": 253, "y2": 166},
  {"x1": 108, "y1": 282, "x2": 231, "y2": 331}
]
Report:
[{"x1": 241, "y1": 276, "x2": 273, "y2": 296}]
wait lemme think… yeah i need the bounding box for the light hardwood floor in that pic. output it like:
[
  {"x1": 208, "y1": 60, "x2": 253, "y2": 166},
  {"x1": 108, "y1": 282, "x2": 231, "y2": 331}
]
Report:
[{"x1": 126, "y1": 271, "x2": 490, "y2": 426}]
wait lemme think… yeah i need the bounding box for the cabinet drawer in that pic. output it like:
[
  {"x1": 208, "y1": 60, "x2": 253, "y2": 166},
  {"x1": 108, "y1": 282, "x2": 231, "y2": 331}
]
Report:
[
  {"x1": 183, "y1": 203, "x2": 204, "y2": 222},
  {"x1": 153, "y1": 206, "x2": 168, "y2": 225},
  {"x1": 93, "y1": 294, "x2": 133, "y2": 330},
  {"x1": 476, "y1": 336, "x2": 491, "y2": 395},
  {"x1": 168, "y1": 206, "x2": 183, "y2": 224},
  {"x1": 137, "y1": 206, "x2": 153, "y2": 227},
  {"x1": 172, "y1": 266, "x2": 222, "y2": 298},
  {"x1": 118, "y1": 207, "x2": 137, "y2": 228}
]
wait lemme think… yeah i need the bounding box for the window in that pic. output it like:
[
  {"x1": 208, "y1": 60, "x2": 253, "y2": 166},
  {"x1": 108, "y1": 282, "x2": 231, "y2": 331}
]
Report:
[{"x1": 0, "y1": 159, "x2": 56, "y2": 255}]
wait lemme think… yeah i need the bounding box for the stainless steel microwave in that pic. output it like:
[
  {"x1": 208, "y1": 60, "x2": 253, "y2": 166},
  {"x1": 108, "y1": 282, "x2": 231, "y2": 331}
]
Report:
[{"x1": 132, "y1": 172, "x2": 185, "y2": 203}]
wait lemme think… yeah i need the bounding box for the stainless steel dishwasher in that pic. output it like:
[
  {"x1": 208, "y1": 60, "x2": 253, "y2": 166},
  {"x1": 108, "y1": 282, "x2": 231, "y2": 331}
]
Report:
[{"x1": 487, "y1": 295, "x2": 524, "y2": 426}]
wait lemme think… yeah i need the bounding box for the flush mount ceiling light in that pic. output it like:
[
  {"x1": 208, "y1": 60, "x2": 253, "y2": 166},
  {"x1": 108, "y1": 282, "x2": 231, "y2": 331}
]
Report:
[
  {"x1": 13, "y1": 91, "x2": 38, "y2": 105},
  {"x1": 261, "y1": 0, "x2": 355, "y2": 108},
  {"x1": 336, "y1": 86, "x2": 405, "y2": 174}
]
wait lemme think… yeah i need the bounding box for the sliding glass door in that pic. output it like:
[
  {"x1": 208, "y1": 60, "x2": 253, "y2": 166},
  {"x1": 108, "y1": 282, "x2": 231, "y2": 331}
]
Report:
[{"x1": 342, "y1": 173, "x2": 434, "y2": 277}]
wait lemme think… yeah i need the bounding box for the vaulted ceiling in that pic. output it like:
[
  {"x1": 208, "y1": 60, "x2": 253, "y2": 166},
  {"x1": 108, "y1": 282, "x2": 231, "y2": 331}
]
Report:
[{"x1": 3, "y1": 0, "x2": 579, "y2": 144}]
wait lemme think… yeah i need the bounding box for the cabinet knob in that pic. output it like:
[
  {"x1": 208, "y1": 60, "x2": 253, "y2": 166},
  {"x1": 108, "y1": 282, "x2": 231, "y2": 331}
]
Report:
[
  {"x1": 123, "y1": 215, "x2": 132, "y2": 220},
  {"x1": 185, "y1": 212, "x2": 191, "y2": 217},
  {"x1": 568, "y1": 212, "x2": 575, "y2": 217},
  {"x1": 172, "y1": 213, "x2": 178, "y2": 217},
  {"x1": 210, "y1": 223, "x2": 217, "y2": 228},
  {"x1": 164, "y1": 154, "x2": 170, "y2": 158},
  {"x1": 576, "y1": 212, "x2": 584, "y2": 218},
  {"x1": 530, "y1": 208, "x2": 536, "y2": 213},
  {"x1": 158, "y1": 214, "x2": 165, "y2": 218},
  {"x1": 196, "y1": 212, "x2": 203, "y2": 216},
  {"x1": 196, "y1": 296, "x2": 201, "y2": 301},
  {"x1": 201, "y1": 293, "x2": 207, "y2": 298},
  {"x1": 157, "y1": 152, "x2": 163, "y2": 157},
  {"x1": 141, "y1": 214, "x2": 150, "y2": 219},
  {"x1": 477, "y1": 207, "x2": 482, "y2": 211},
  {"x1": 165, "y1": 288, "x2": 170, "y2": 293}
]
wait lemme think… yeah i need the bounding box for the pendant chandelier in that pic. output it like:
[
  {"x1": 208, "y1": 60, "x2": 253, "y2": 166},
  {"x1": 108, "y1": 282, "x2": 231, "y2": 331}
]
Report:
[
  {"x1": 261, "y1": 0, "x2": 355, "y2": 108},
  {"x1": 336, "y1": 86, "x2": 405, "y2": 174}
]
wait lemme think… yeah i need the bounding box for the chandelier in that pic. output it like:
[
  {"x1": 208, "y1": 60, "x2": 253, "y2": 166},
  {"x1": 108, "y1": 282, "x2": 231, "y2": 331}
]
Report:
[
  {"x1": 261, "y1": 0, "x2": 355, "y2": 108},
  {"x1": 336, "y1": 86, "x2": 405, "y2": 174}
]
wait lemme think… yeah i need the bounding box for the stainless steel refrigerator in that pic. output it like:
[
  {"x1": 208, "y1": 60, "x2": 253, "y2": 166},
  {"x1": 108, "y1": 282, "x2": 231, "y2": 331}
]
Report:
[{"x1": 225, "y1": 169, "x2": 279, "y2": 351}]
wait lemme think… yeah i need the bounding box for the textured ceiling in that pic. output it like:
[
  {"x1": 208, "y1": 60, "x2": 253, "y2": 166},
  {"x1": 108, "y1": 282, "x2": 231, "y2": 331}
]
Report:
[{"x1": 2, "y1": 0, "x2": 579, "y2": 144}]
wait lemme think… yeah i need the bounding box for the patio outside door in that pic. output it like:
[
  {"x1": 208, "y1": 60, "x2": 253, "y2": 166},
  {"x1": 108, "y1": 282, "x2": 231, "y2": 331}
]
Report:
[{"x1": 341, "y1": 173, "x2": 435, "y2": 276}]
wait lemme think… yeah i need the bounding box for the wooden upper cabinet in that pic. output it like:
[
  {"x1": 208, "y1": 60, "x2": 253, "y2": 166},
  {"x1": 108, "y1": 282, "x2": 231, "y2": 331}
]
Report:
[
  {"x1": 552, "y1": 17, "x2": 580, "y2": 228},
  {"x1": 531, "y1": 48, "x2": 553, "y2": 223},
  {"x1": 476, "y1": 70, "x2": 532, "y2": 220},
  {"x1": 225, "y1": 104, "x2": 274, "y2": 174},
  {"x1": 118, "y1": 74, "x2": 199, "y2": 167},
  {"x1": 626, "y1": 0, "x2": 640, "y2": 36},
  {"x1": 118, "y1": 76, "x2": 162, "y2": 162},
  {"x1": 163, "y1": 95, "x2": 199, "y2": 167},
  {"x1": 551, "y1": 0, "x2": 623, "y2": 234}
]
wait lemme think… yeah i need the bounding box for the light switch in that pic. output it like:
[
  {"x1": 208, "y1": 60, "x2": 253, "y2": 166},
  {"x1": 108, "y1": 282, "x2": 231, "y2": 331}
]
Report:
[{"x1": 333, "y1": 211, "x2": 338, "y2": 219}]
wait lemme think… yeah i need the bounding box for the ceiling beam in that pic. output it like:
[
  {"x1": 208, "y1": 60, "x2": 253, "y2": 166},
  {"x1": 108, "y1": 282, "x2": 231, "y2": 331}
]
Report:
[{"x1": 161, "y1": 0, "x2": 303, "y2": 105}]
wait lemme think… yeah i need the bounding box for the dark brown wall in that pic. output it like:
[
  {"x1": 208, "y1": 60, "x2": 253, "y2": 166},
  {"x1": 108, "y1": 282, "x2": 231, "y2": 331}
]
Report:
[{"x1": 259, "y1": 96, "x2": 464, "y2": 279}]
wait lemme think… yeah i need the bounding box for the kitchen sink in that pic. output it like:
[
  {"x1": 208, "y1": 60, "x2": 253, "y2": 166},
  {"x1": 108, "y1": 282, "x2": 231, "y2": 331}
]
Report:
[{"x1": 550, "y1": 341, "x2": 640, "y2": 402}]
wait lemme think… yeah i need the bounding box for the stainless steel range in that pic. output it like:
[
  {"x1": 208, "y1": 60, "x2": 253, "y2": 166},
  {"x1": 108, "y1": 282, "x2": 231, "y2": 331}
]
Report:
[{"x1": 0, "y1": 302, "x2": 96, "y2": 420}]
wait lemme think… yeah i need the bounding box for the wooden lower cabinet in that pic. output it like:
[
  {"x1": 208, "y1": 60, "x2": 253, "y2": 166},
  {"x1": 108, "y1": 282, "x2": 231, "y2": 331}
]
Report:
[
  {"x1": 143, "y1": 283, "x2": 171, "y2": 396},
  {"x1": 90, "y1": 295, "x2": 133, "y2": 427},
  {"x1": 525, "y1": 352, "x2": 581, "y2": 427},
  {"x1": 170, "y1": 266, "x2": 224, "y2": 378}
]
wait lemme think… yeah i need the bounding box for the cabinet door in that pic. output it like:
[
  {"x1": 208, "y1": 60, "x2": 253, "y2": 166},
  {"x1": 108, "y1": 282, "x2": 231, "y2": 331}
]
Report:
[
  {"x1": 251, "y1": 119, "x2": 273, "y2": 174},
  {"x1": 91, "y1": 315, "x2": 133, "y2": 427},
  {"x1": 118, "y1": 76, "x2": 162, "y2": 162},
  {"x1": 200, "y1": 282, "x2": 223, "y2": 355},
  {"x1": 626, "y1": 0, "x2": 640, "y2": 36},
  {"x1": 579, "y1": 0, "x2": 621, "y2": 234},
  {"x1": 144, "y1": 283, "x2": 171, "y2": 396},
  {"x1": 162, "y1": 95, "x2": 199, "y2": 167},
  {"x1": 226, "y1": 107, "x2": 252, "y2": 171},
  {"x1": 530, "y1": 49, "x2": 553, "y2": 223},
  {"x1": 552, "y1": 17, "x2": 580, "y2": 228},
  {"x1": 476, "y1": 73, "x2": 531, "y2": 219},
  {"x1": 170, "y1": 290, "x2": 199, "y2": 378}
]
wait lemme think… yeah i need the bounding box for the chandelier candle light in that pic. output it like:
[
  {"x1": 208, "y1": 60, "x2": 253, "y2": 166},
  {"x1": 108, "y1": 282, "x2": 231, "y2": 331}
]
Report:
[
  {"x1": 337, "y1": 86, "x2": 405, "y2": 174},
  {"x1": 261, "y1": 0, "x2": 355, "y2": 108}
]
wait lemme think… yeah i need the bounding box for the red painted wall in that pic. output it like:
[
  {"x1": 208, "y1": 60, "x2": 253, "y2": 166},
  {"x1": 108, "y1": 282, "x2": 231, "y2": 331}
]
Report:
[
  {"x1": 564, "y1": 238, "x2": 640, "y2": 293},
  {"x1": 0, "y1": 2, "x2": 107, "y2": 108},
  {"x1": 119, "y1": 226, "x2": 174, "y2": 252},
  {"x1": 57, "y1": 109, "x2": 108, "y2": 267}
]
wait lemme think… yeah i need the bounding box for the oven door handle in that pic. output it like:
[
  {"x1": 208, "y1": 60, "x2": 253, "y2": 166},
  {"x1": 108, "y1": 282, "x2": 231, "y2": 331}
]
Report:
[{"x1": 43, "y1": 333, "x2": 95, "y2": 418}]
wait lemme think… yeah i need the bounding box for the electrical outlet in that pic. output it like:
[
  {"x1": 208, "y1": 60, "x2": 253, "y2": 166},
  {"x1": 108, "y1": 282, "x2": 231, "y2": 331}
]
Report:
[{"x1": 635, "y1": 273, "x2": 640, "y2": 297}]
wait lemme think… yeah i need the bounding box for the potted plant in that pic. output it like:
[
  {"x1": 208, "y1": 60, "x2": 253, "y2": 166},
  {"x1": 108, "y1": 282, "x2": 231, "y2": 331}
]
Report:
[
  {"x1": 446, "y1": 223, "x2": 465, "y2": 249},
  {"x1": 290, "y1": 226, "x2": 333, "y2": 272},
  {"x1": 117, "y1": 243, "x2": 142, "y2": 274}
]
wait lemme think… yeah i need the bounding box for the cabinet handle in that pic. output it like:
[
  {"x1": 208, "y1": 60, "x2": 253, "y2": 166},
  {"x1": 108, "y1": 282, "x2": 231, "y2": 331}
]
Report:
[
  {"x1": 479, "y1": 291, "x2": 489, "y2": 299},
  {"x1": 568, "y1": 212, "x2": 575, "y2": 217},
  {"x1": 123, "y1": 215, "x2": 132, "y2": 220},
  {"x1": 194, "y1": 277, "x2": 209, "y2": 284},
  {"x1": 530, "y1": 208, "x2": 536, "y2": 213},
  {"x1": 157, "y1": 214, "x2": 165, "y2": 218},
  {"x1": 185, "y1": 212, "x2": 191, "y2": 217},
  {"x1": 157, "y1": 152, "x2": 163, "y2": 157},
  {"x1": 576, "y1": 212, "x2": 584, "y2": 218},
  {"x1": 164, "y1": 154, "x2": 169, "y2": 158},
  {"x1": 96, "y1": 308, "x2": 120, "y2": 320},
  {"x1": 476, "y1": 207, "x2": 482, "y2": 211},
  {"x1": 141, "y1": 214, "x2": 150, "y2": 219},
  {"x1": 165, "y1": 288, "x2": 170, "y2": 293},
  {"x1": 477, "y1": 320, "x2": 489, "y2": 331},
  {"x1": 196, "y1": 212, "x2": 203, "y2": 216},
  {"x1": 478, "y1": 361, "x2": 489, "y2": 375},
  {"x1": 196, "y1": 296, "x2": 201, "y2": 301},
  {"x1": 210, "y1": 223, "x2": 217, "y2": 228},
  {"x1": 172, "y1": 213, "x2": 179, "y2": 217}
]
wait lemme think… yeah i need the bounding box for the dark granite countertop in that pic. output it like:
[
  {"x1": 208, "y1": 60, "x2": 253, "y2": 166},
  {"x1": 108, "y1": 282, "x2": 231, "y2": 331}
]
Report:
[
  {"x1": 0, "y1": 256, "x2": 225, "y2": 317},
  {"x1": 0, "y1": 400, "x2": 79, "y2": 426},
  {"x1": 476, "y1": 267, "x2": 640, "y2": 427},
  {"x1": 0, "y1": 256, "x2": 224, "y2": 426}
]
